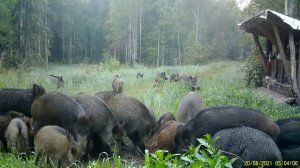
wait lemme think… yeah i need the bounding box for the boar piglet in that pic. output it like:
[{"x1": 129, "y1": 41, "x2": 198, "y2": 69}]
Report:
[
  {"x1": 5, "y1": 118, "x2": 29, "y2": 153},
  {"x1": 34, "y1": 125, "x2": 83, "y2": 168}
]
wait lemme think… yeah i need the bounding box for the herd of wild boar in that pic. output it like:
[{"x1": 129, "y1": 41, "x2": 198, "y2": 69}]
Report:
[{"x1": 0, "y1": 71, "x2": 299, "y2": 168}]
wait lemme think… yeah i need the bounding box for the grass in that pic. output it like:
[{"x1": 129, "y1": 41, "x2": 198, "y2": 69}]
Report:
[{"x1": 0, "y1": 60, "x2": 299, "y2": 167}]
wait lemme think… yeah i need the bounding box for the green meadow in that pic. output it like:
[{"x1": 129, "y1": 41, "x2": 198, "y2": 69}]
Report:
[{"x1": 0, "y1": 61, "x2": 299, "y2": 167}]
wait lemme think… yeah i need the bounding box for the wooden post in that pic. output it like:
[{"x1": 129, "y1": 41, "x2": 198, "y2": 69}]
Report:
[
  {"x1": 252, "y1": 34, "x2": 267, "y2": 75},
  {"x1": 273, "y1": 25, "x2": 292, "y2": 85},
  {"x1": 289, "y1": 31, "x2": 300, "y2": 104}
]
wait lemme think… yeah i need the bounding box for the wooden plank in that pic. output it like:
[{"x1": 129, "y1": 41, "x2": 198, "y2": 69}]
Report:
[{"x1": 272, "y1": 25, "x2": 292, "y2": 85}]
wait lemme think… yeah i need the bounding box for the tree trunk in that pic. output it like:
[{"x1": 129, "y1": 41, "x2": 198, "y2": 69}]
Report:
[
  {"x1": 176, "y1": 0, "x2": 181, "y2": 66},
  {"x1": 157, "y1": 31, "x2": 160, "y2": 68},
  {"x1": 139, "y1": 0, "x2": 143, "y2": 63},
  {"x1": 289, "y1": 32, "x2": 300, "y2": 104}
]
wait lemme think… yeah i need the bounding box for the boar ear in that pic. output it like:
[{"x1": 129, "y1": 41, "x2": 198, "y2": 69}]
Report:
[
  {"x1": 112, "y1": 125, "x2": 123, "y2": 138},
  {"x1": 71, "y1": 147, "x2": 78, "y2": 156},
  {"x1": 32, "y1": 84, "x2": 45, "y2": 96}
]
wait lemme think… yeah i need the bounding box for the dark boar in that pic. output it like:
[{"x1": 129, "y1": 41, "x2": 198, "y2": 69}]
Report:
[
  {"x1": 177, "y1": 92, "x2": 204, "y2": 123},
  {"x1": 136, "y1": 73, "x2": 144, "y2": 79},
  {"x1": 145, "y1": 121, "x2": 184, "y2": 153},
  {"x1": 4, "y1": 118, "x2": 28, "y2": 153},
  {"x1": 74, "y1": 94, "x2": 123, "y2": 157},
  {"x1": 107, "y1": 94, "x2": 157, "y2": 151},
  {"x1": 0, "y1": 84, "x2": 45, "y2": 117},
  {"x1": 0, "y1": 111, "x2": 26, "y2": 152},
  {"x1": 154, "y1": 72, "x2": 168, "y2": 87},
  {"x1": 49, "y1": 75, "x2": 64, "y2": 89},
  {"x1": 212, "y1": 126, "x2": 282, "y2": 168},
  {"x1": 157, "y1": 112, "x2": 175, "y2": 129},
  {"x1": 31, "y1": 92, "x2": 92, "y2": 153},
  {"x1": 112, "y1": 75, "x2": 124, "y2": 94},
  {"x1": 275, "y1": 117, "x2": 300, "y2": 162},
  {"x1": 169, "y1": 73, "x2": 179, "y2": 82},
  {"x1": 94, "y1": 91, "x2": 116, "y2": 103},
  {"x1": 174, "y1": 106, "x2": 280, "y2": 151},
  {"x1": 178, "y1": 75, "x2": 200, "y2": 91},
  {"x1": 34, "y1": 126, "x2": 82, "y2": 168}
]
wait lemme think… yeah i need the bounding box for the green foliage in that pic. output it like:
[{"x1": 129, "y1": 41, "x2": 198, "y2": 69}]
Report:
[
  {"x1": 239, "y1": 53, "x2": 264, "y2": 86},
  {"x1": 100, "y1": 49, "x2": 121, "y2": 71},
  {"x1": 181, "y1": 135, "x2": 236, "y2": 168},
  {"x1": 143, "y1": 135, "x2": 235, "y2": 168},
  {"x1": 144, "y1": 150, "x2": 180, "y2": 168}
]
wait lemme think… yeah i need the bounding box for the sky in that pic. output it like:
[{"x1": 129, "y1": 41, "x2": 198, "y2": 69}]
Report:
[{"x1": 236, "y1": 0, "x2": 251, "y2": 10}]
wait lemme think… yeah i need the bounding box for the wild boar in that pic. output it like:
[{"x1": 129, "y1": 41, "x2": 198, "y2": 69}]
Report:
[
  {"x1": 31, "y1": 92, "x2": 92, "y2": 154},
  {"x1": 0, "y1": 110, "x2": 26, "y2": 152},
  {"x1": 178, "y1": 75, "x2": 200, "y2": 91},
  {"x1": 145, "y1": 121, "x2": 184, "y2": 153},
  {"x1": 169, "y1": 73, "x2": 179, "y2": 82},
  {"x1": 34, "y1": 126, "x2": 82, "y2": 168},
  {"x1": 177, "y1": 91, "x2": 204, "y2": 123},
  {"x1": 74, "y1": 94, "x2": 123, "y2": 157},
  {"x1": 174, "y1": 106, "x2": 280, "y2": 151},
  {"x1": 112, "y1": 75, "x2": 124, "y2": 94},
  {"x1": 49, "y1": 75, "x2": 64, "y2": 89},
  {"x1": 154, "y1": 72, "x2": 168, "y2": 87},
  {"x1": 275, "y1": 117, "x2": 300, "y2": 162},
  {"x1": 107, "y1": 94, "x2": 157, "y2": 151},
  {"x1": 136, "y1": 73, "x2": 144, "y2": 79},
  {"x1": 0, "y1": 84, "x2": 45, "y2": 117},
  {"x1": 4, "y1": 118, "x2": 28, "y2": 153},
  {"x1": 212, "y1": 126, "x2": 282, "y2": 168}
]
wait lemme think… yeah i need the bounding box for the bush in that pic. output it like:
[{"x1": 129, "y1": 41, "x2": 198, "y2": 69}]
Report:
[
  {"x1": 100, "y1": 49, "x2": 121, "y2": 71},
  {"x1": 239, "y1": 53, "x2": 263, "y2": 86}
]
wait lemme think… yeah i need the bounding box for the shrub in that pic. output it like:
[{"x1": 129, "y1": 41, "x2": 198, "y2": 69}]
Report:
[
  {"x1": 100, "y1": 49, "x2": 121, "y2": 72},
  {"x1": 239, "y1": 53, "x2": 263, "y2": 86}
]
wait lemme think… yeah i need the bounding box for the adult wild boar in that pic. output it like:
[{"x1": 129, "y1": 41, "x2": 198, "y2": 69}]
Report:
[
  {"x1": 49, "y1": 75, "x2": 64, "y2": 89},
  {"x1": 178, "y1": 75, "x2": 200, "y2": 91},
  {"x1": 157, "y1": 112, "x2": 175, "y2": 129},
  {"x1": 154, "y1": 72, "x2": 168, "y2": 87},
  {"x1": 174, "y1": 106, "x2": 280, "y2": 151},
  {"x1": 74, "y1": 94, "x2": 123, "y2": 157},
  {"x1": 212, "y1": 126, "x2": 282, "y2": 168},
  {"x1": 0, "y1": 84, "x2": 45, "y2": 117},
  {"x1": 31, "y1": 92, "x2": 91, "y2": 153},
  {"x1": 275, "y1": 117, "x2": 300, "y2": 161},
  {"x1": 107, "y1": 94, "x2": 157, "y2": 151},
  {"x1": 0, "y1": 111, "x2": 26, "y2": 152},
  {"x1": 169, "y1": 73, "x2": 179, "y2": 82},
  {"x1": 34, "y1": 126, "x2": 82, "y2": 168},
  {"x1": 136, "y1": 72, "x2": 144, "y2": 79},
  {"x1": 112, "y1": 75, "x2": 124, "y2": 94},
  {"x1": 145, "y1": 121, "x2": 184, "y2": 153},
  {"x1": 177, "y1": 91, "x2": 204, "y2": 123},
  {"x1": 4, "y1": 118, "x2": 28, "y2": 153}
]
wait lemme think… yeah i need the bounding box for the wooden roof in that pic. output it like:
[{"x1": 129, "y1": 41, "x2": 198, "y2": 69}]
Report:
[{"x1": 239, "y1": 9, "x2": 300, "y2": 37}]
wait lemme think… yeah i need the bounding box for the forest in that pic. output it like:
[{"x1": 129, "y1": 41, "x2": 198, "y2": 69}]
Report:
[{"x1": 0, "y1": 0, "x2": 296, "y2": 69}]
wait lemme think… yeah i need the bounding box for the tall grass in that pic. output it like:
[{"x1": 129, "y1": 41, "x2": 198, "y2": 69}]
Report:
[{"x1": 0, "y1": 61, "x2": 299, "y2": 167}]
